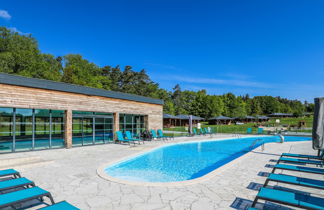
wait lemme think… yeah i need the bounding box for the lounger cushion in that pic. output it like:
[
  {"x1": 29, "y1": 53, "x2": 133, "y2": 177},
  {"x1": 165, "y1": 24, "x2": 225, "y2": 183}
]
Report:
[
  {"x1": 275, "y1": 164, "x2": 324, "y2": 174},
  {"x1": 257, "y1": 187, "x2": 324, "y2": 209},
  {"x1": 282, "y1": 153, "x2": 321, "y2": 159},
  {"x1": 268, "y1": 173, "x2": 324, "y2": 189},
  {"x1": 279, "y1": 157, "x2": 323, "y2": 165},
  {"x1": 0, "y1": 177, "x2": 33, "y2": 190},
  {"x1": 39, "y1": 201, "x2": 79, "y2": 210},
  {"x1": 0, "y1": 187, "x2": 49, "y2": 207},
  {"x1": 0, "y1": 169, "x2": 19, "y2": 177}
]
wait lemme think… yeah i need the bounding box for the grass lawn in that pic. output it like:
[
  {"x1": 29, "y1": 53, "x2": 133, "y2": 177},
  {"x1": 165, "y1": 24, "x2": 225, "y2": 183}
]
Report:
[{"x1": 164, "y1": 117, "x2": 313, "y2": 135}]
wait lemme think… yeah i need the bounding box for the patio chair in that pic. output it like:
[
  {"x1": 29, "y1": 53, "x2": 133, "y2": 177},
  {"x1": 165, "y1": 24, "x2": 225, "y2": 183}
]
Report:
[
  {"x1": 0, "y1": 169, "x2": 21, "y2": 179},
  {"x1": 116, "y1": 131, "x2": 135, "y2": 145},
  {"x1": 273, "y1": 164, "x2": 324, "y2": 175},
  {"x1": 251, "y1": 187, "x2": 324, "y2": 209},
  {"x1": 200, "y1": 128, "x2": 206, "y2": 135},
  {"x1": 0, "y1": 186, "x2": 55, "y2": 209},
  {"x1": 265, "y1": 173, "x2": 324, "y2": 190},
  {"x1": 257, "y1": 128, "x2": 263, "y2": 134},
  {"x1": 158, "y1": 129, "x2": 173, "y2": 140},
  {"x1": 39, "y1": 201, "x2": 79, "y2": 210},
  {"x1": 278, "y1": 157, "x2": 324, "y2": 166},
  {"x1": 246, "y1": 127, "x2": 252, "y2": 134},
  {"x1": 125, "y1": 131, "x2": 143, "y2": 144},
  {"x1": 151, "y1": 129, "x2": 163, "y2": 140},
  {"x1": 204, "y1": 127, "x2": 213, "y2": 136},
  {"x1": 193, "y1": 128, "x2": 198, "y2": 136},
  {"x1": 0, "y1": 177, "x2": 35, "y2": 191}
]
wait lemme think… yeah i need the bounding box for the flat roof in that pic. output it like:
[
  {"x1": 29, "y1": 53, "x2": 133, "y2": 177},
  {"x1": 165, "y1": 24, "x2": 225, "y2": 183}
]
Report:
[{"x1": 0, "y1": 73, "x2": 164, "y2": 105}]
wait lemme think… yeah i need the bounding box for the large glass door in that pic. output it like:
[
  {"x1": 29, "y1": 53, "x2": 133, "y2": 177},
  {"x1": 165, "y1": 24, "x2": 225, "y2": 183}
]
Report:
[{"x1": 72, "y1": 111, "x2": 113, "y2": 146}]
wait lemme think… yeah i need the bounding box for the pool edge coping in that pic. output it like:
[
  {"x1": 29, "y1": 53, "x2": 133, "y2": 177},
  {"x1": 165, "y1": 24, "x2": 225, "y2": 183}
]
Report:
[{"x1": 97, "y1": 136, "x2": 307, "y2": 187}]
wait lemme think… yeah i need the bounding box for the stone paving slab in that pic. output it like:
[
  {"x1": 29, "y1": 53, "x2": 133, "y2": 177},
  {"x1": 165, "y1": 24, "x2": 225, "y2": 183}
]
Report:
[{"x1": 0, "y1": 135, "x2": 322, "y2": 210}]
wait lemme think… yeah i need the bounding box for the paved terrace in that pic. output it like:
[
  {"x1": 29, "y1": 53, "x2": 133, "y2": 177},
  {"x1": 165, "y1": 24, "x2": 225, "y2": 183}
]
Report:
[{"x1": 0, "y1": 134, "x2": 322, "y2": 210}]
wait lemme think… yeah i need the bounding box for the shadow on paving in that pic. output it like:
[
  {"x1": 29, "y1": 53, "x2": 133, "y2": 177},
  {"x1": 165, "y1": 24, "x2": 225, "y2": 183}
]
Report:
[{"x1": 230, "y1": 197, "x2": 295, "y2": 210}]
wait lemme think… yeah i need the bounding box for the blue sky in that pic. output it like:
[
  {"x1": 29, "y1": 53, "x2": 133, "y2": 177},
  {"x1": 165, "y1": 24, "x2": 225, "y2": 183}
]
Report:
[{"x1": 1, "y1": 0, "x2": 324, "y2": 102}]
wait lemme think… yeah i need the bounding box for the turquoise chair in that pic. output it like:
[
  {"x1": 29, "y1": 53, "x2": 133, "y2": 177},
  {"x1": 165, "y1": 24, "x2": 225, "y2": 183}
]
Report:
[
  {"x1": 125, "y1": 131, "x2": 143, "y2": 144},
  {"x1": 0, "y1": 187, "x2": 55, "y2": 209},
  {"x1": 274, "y1": 164, "x2": 324, "y2": 175},
  {"x1": 0, "y1": 177, "x2": 35, "y2": 191},
  {"x1": 193, "y1": 128, "x2": 198, "y2": 136},
  {"x1": 0, "y1": 169, "x2": 21, "y2": 178},
  {"x1": 200, "y1": 128, "x2": 206, "y2": 135},
  {"x1": 151, "y1": 129, "x2": 162, "y2": 140},
  {"x1": 204, "y1": 127, "x2": 213, "y2": 136},
  {"x1": 157, "y1": 129, "x2": 172, "y2": 140},
  {"x1": 116, "y1": 131, "x2": 135, "y2": 145},
  {"x1": 251, "y1": 187, "x2": 324, "y2": 209},
  {"x1": 257, "y1": 128, "x2": 263, "y2": 134},
  {"x1": 246, "y1": 128, "x2": 252, "y2": 134},
  {"x1": 39, "y1": 201, "x2": 79, "y2": 210}
]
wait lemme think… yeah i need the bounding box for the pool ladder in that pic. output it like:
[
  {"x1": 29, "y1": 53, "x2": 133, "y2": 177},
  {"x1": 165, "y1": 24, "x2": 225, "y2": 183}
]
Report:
[{"x1": 249, "y1": 138, "x2": 265, "y2": 151}]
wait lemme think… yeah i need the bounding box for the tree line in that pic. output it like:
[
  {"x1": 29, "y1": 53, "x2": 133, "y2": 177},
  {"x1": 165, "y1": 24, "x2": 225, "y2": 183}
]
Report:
[{"x1": 0, "y1": 27, "x2": 314, "y2": 119}]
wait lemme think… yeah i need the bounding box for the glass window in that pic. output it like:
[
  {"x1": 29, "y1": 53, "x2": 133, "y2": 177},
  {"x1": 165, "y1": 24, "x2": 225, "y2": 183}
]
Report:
[
  {"x1": 34, "y1": 109, "x2": 50, "y2": 150},
  {"x1": 15, "y1": 108, "x2": 33, "y2": 152},
  {"x1": 0, "y1": 107, "x2": 14, "y2": 153},
  {"x1": 51, "y1": 110, "x2": 64, "y2": 148}
]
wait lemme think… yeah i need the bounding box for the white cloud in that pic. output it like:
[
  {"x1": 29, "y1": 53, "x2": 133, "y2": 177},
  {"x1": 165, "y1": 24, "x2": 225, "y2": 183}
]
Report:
[
  {"x1": 166, "y1": 75, "x2": 272, "y2": 88},
  {"x1": 0, "y1": 10, "x2": 11, "y2": 20},
  {"x1": 8, "y1": 27, "x2": 29, "y2": 35}
]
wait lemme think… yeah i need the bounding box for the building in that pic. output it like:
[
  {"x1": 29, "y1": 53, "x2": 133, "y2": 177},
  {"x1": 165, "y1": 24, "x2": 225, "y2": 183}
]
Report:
[
  {"x1": 163, "y1": 114, "x2": 179, "y2": 128},
  {"x1": 208, "y1": 116, "x2": 233, "y2": 125},
  {"x1": 175, "y1": 115, "x2": 204, "y2": 126},
  {"x1": 0, "y1": 73, "x2": 163, "y2": 153},
  {"x1": 268, "y1": 113, "x2": 294, "y2": 118}
]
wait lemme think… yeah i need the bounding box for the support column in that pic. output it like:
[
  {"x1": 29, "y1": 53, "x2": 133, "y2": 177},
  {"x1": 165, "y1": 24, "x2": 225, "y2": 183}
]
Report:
[
  {"x1": 144, "y1": 115, "x2": 149, "y2": 130},
  {"x1": 113, "y1": 112, "x2": 119, "y2": 142},
  {"x1": 64, "y1": 109, "x2": 72, "y2": 148}
]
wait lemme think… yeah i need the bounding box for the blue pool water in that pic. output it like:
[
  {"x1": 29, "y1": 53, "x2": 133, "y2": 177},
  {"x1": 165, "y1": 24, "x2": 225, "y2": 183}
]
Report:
[{"x1": 105, "y1": 136, "x2": 311, "y2": 183}]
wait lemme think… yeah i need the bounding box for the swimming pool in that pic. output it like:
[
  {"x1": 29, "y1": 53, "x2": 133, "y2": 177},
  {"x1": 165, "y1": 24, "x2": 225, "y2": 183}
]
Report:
[{"x1": 104, "y1": 136, "x2": 311, "y2": 183}]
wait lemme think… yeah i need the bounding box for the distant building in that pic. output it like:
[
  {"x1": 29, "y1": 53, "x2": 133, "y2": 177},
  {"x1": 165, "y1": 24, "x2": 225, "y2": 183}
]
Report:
[
  {"x1": 268, "y1": 113, "x2": 294, "y2": 118},
  {"x1": 208, "y1": 116, "x2": 233, "y2": 125}
]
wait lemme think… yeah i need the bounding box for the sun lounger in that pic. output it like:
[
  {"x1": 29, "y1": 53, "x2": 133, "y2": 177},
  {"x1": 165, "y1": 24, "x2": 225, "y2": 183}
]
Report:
[
  {"x1": 116, "y1": 131, "x2": 135, "y2": 145},
  {"x1": 0, "y1": 186, "x2": 54, "y2": 209},
  {"x1": 193, "y1": 128, "x2": 198, "y2": 136},
  {"x1": 0, "y1": 169, "x2": 21, "y2": 178},
  {"x1": 39, "y1": 201, "x2": 79, "y2": 210},
  {"x1": 251, "y1": 187, "x2": 324, "y2": 209},
  {"x1": 157, "y1": 129, "x2": 172, "y2": 140},
  {"x1": 265, "y1": 173, "x2": 324, "y2": 190},
  {"x1": 279, "y1": 157, "x2": 324, "y2": 165},
  {"x1": 125, "y1": 131, "x2": 143, "y2": 144},
  {"x1": 273, "y1": 164, "x2": 324, "y2": 175},
  {"x1": 0, "y1": 177, "x2": 35, "y2": 191},
  {"x1": 281, "y1": 150, "x2": 324, "y2": 160}
]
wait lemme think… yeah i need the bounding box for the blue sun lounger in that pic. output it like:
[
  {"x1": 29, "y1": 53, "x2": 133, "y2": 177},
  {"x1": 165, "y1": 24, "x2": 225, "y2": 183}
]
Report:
[
  {"x1": 157, "y1": 129, "x2": 172, "y2": 140},
  {"x1": 281, "y1": 150, "x2": 324, "y2": 160},
  {"x1": 200, "y1": 128, "x2": 206, "y2": 135},
  {"x1": 0, "y1": 177, "x2": 35, "y2": 191},
  {"x1": 279, "y1": 157, "x2": 324, "y2": 165},
  {"x1": 0, "y1": 169, "x2": 21, "y2": 178},
  {"x1": 193, "y1": 128, "x2": 198, "y2": 136},
  {"x1": 125, "y1": 131, "x2": 142, "y2": 144},
  {"x1": 251, "y1": 187, "x2": 324, "y2": 209},
  {"x1": 274, "y1": 164, "x2": 324, "y2": 175},
  {"x1": 265, "y1": 173, "x2": 324, "y2": 190},
  {"x1": 116, "y1": 131, "x2": 135, "y2": 145},
  {"x1": 0, "y1": 186, "x2": 54, "y2": 209},
  {"x1": 39, "y1": 201, "x2": 80, "y2": 210}
]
